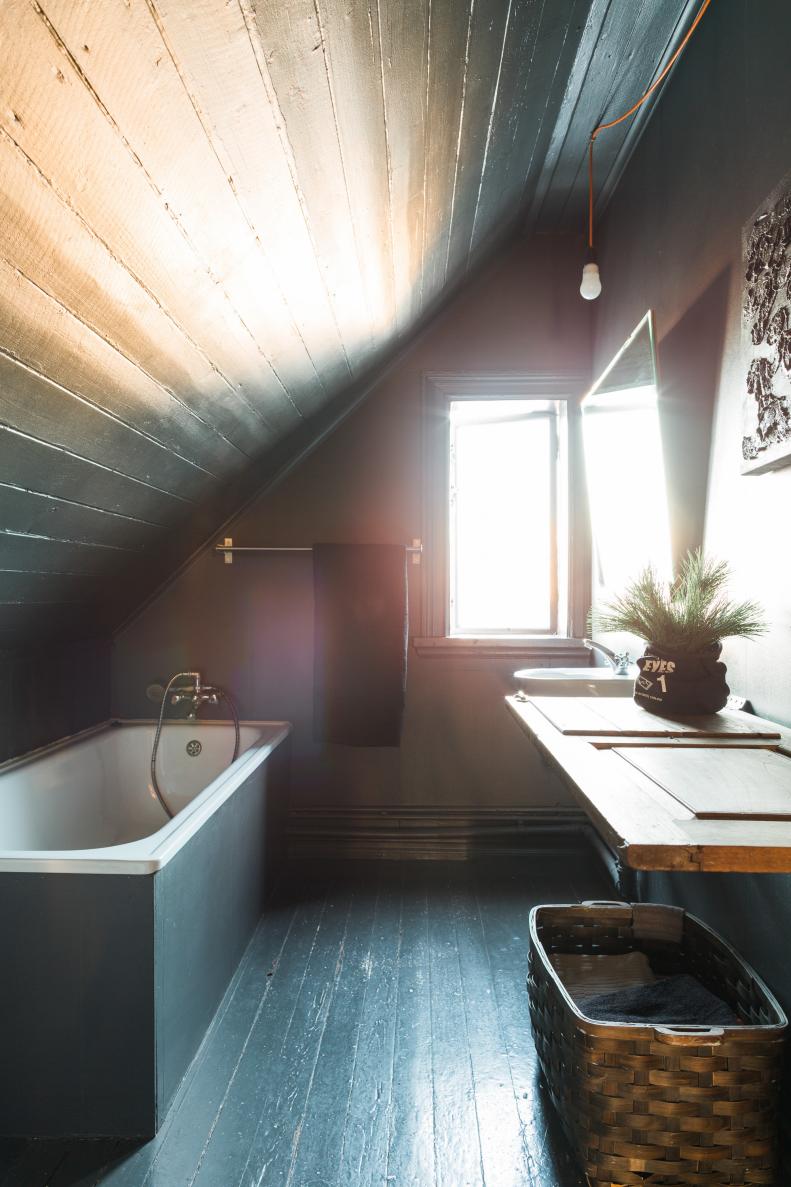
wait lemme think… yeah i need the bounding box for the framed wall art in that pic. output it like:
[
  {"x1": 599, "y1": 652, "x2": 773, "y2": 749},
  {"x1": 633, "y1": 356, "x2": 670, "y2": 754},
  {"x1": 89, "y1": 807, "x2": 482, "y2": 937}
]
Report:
[{"x1": 742, "y1": 170, "x2": 791, "y2": 475}]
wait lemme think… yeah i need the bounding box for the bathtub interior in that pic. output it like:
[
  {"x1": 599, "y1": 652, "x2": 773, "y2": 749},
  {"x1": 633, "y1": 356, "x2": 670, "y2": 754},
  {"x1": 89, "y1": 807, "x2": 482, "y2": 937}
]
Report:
[
  {"x1": 151, "y1": 721, "x2": 263, "y2": 821},
  {"x1": 0, "y1": 721, "x2": 267, "y2": 852}
]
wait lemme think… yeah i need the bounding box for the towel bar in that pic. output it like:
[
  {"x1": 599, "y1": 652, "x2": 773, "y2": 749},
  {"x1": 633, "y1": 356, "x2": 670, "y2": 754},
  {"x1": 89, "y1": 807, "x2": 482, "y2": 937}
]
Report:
[{"x1": 215, "y1": 537, "x2": 423, "y2": 564}]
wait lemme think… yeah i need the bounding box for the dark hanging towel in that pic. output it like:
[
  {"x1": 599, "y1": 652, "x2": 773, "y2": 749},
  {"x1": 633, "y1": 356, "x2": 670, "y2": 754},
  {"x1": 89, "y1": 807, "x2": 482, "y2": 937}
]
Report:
[{"x1": 313, "y1": 543, "x2": 408, "y2": 746}]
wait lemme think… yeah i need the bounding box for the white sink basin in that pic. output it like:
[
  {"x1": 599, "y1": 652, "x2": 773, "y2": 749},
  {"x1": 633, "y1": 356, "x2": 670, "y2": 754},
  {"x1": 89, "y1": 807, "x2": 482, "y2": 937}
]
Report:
[{"x1": 513, "y1": 666, "x2": 636, "y2": 697}]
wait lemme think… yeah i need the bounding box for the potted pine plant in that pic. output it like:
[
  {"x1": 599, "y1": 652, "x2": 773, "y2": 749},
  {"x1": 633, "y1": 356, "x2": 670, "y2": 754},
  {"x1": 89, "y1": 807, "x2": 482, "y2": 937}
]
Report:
[{"x1": 591, "y1": 551, "x2": 766, "y2": 715}]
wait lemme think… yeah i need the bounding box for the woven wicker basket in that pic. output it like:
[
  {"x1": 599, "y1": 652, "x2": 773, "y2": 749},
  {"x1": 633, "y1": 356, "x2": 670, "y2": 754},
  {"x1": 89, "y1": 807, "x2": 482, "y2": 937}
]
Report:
[{"x1": 527, "y1": 901, "x2": 787, "y2": 1187}]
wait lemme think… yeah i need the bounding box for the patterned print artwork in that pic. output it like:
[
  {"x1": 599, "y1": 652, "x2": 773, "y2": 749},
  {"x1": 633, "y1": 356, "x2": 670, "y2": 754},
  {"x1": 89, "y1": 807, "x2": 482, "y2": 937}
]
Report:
[{"x1": 742, "y1": 172, "x2": 791, "y2": 473}]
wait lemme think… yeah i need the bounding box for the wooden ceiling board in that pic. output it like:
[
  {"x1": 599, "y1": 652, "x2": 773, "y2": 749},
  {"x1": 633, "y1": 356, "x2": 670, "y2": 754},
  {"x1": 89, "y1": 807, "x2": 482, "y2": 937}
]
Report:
[
  {"x1": 420, "y1": 0, "x2": 477, "y2": 309},
  {"x1": 146, "y1": 0, "x2": 361, "y2": 390},
  {"x1": 0, "y1": 0, "x2": 697, "y2": 647},
  {"x1": 0, "y1": 255, "x2": 250, "y2": 477},
  {"x1": 431, "y1": 0, "x2": 587, "y2": 293},
  {"x1": 306, "y1": 0, "x2": 398, "y2": 341},
  {"x1": 1, "y1": 1, "x2": 306, "y2": 428},
  {"x1": 48, "y1": 0, "x2": 329, "y2": 424},
  {"x1": 0, "y1": 352, "x2": 217, "y2": 502},
  {"x1": 470, "y1": 0, "x2": 588, "y2": 255},
  {"x1": 436, "y1": 0, "x2": 508, "y2": 291},
  {"x1": 245, "y1": 0, "x2": 383, "y2": 370},
  {"x1": 0, "y1": 531, "x2": 138, "y2": 580},
  {"x1": 0, "y1": 570, "x2": 113, "y2": 604},
  {"x1": 529, "y1": 0, "x2": 700, "y2": 230},
  {"x1": 0, "y1": 133, "x2": 278, "y2": 458},
  {"x1": 0, "y1": 485, "x2": 164, "y2": 552},
  {"x1": 377, "y1": 0, "x2": 430, "y2": 334},
  {"x1": 0, "y1": 427, "x2": 194, "y2": 526}
]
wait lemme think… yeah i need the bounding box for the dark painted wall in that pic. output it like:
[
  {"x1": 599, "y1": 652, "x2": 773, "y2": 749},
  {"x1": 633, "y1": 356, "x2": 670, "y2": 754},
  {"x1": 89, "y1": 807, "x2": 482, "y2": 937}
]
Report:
[
  {"x1": 0, "y1": 639, "x2": 110, "y2": 765},
  {"x1": 113, "y1": 236, "x2": 590, "y2": 811},
  {"x1": 595, "y1": 0, "x2": 791, "y2": 713},
  {"x1": 594, "y1": 0, "x2": 791, "y2": 1031}
]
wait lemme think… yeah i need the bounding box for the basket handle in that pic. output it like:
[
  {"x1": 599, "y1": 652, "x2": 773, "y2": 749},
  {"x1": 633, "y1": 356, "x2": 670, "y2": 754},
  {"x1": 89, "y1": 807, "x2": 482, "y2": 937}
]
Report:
[
  {"x1": 655, "y1": 1025, "x2": 724, "y2": 1045},
  {"x1": 580, "y1": 900, "x2": 632, "y2": 910}
]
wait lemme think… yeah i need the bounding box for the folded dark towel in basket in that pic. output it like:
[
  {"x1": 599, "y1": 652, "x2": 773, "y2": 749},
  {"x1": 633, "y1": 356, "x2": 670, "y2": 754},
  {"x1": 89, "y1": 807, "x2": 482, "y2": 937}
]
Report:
[{"x1": 578, "y1": 973, "x2": 739, "y2": 1026}]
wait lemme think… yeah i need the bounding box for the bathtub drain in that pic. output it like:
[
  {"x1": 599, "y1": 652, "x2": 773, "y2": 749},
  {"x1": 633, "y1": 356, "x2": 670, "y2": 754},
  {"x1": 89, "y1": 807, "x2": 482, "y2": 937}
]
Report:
[{"x1": 186, "y1": 739, "x2": 202, "y2": 757}]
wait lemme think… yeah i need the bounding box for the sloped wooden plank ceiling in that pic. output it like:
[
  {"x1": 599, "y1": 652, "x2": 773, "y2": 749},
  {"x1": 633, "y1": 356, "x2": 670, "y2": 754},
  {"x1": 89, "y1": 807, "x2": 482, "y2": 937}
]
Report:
[{"x1": 0, "y1": 0, "x2": 697, "y2": 647}]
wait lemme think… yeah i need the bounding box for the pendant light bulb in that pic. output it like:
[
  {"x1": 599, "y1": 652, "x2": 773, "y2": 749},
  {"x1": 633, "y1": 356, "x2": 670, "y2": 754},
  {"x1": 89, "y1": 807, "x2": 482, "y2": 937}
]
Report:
[
  {"x1": 580, "y1": 249, "x2": 601, "y2": 300},
  {"x1": 578, "y1": 0, "x2": 712, "y2": 304}
]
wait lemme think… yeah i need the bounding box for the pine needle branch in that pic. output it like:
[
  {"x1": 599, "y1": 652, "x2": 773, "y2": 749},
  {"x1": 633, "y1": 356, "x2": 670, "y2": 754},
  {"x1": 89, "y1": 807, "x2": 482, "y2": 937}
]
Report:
[{"x1": 590, "y1": 550, "x2": 767, "y2": 652}]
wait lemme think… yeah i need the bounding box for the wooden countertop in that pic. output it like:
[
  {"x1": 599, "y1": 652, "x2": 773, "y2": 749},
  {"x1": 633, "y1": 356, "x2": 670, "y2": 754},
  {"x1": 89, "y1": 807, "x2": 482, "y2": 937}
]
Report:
[{"x1": 506, "y1": 694, "x2": 791, "y2": 874}]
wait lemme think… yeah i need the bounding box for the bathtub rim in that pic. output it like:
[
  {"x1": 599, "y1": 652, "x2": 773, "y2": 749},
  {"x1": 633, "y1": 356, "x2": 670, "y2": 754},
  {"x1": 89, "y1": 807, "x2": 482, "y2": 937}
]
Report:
[{"x1": 0, "y1": 718, "x2": 291, "y2": 876}]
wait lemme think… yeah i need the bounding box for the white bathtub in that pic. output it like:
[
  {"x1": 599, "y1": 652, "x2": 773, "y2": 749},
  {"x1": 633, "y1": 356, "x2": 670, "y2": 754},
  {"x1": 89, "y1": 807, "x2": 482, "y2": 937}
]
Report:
[
  {"x1": 0, "y1": 715, "x2": 291, "y2": 1137},
  {"x1": 0, "y1": 718, "x2": 290, "y2": 874}
]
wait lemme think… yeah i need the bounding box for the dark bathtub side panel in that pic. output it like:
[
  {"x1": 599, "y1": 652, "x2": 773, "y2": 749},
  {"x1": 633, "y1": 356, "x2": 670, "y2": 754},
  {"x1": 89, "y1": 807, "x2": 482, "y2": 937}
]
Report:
[
  {"x1": 153, "y1": 736, "x2": 289, "y2": 1121},
  {"x1": 0, "y1": 872, "x2": 155, "y2": 1137}
]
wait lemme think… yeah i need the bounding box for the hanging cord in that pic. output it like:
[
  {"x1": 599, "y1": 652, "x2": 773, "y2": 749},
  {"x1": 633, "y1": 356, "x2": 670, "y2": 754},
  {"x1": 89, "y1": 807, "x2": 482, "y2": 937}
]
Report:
[
  {"x1": 150, "y1": 672, "x2": 197, "y2": 819},
  {"x1": 587, "y1": 0, "x2": 713, "y2": 250},
  {"x1": 150, "y1": 673, "x2": 241, "y2": 820},
  {"x1": 217, "y1": 686, "x2": 241, "y2": 769}
]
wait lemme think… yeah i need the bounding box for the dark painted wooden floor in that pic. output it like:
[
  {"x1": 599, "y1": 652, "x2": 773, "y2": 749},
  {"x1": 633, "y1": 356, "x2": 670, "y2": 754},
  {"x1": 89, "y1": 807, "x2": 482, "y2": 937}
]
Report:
[{"x1": 0, "y1": 852, "x2": 613, "y2": 1187}]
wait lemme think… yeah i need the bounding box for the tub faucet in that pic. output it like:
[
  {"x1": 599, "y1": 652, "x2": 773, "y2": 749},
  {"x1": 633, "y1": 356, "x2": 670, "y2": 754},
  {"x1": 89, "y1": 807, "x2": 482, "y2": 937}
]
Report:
[
  {"x1": 583, "y1": 638, "x2": 632, "y2": 676},
  {"x1": 169, "y1": 672, "x2": 219, "y2": 718}
]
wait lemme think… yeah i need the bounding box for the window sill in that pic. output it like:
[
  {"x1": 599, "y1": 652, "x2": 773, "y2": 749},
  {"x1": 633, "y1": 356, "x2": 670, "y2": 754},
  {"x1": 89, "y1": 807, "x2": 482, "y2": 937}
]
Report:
[{"x1": 411, "y1": 636, "x2": 590, "y2": 661}]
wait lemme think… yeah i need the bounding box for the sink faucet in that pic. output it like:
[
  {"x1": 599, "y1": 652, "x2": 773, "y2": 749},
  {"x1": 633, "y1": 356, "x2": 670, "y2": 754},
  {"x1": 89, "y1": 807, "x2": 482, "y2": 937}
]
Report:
[
  {"x1": 583, "y1": 638, "x2": 632, "y2": 676},
  {"x1": 170, "y1": 672, "x2": 219, "y2": 719}
]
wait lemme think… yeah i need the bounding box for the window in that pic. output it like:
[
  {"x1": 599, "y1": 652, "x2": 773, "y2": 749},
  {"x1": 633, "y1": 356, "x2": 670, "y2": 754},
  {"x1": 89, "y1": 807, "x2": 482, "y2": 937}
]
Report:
[
  {"x1": 449, "y1": 400, "x2": 557, "y2": 633},
  {"x1": 421, "y1": 375, "x2": 587, "y2": 647}
]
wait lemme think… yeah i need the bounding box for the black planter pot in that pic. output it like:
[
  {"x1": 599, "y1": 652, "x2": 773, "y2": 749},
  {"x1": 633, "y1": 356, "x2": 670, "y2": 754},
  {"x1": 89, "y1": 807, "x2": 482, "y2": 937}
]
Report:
[{"x1": 633, "y1": 642, "x2": 730, "y2": 716}]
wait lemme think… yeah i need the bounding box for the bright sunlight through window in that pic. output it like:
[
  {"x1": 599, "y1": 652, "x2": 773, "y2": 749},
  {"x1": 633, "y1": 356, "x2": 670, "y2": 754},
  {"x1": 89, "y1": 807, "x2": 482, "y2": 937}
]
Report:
[
  {"x1": 449, "y1": 400, "x2": 560, "y2": 634},
  {"x1": 582, "y1": 384, "x2": 672, "y2": 598}
]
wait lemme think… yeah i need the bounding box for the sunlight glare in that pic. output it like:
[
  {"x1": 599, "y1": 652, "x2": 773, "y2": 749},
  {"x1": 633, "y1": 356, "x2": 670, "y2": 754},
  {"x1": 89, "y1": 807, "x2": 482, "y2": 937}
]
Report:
[
  {"x1": 583, "y1": 384, "x2": 673, "y2": 595},
  {"x1": 449, "y1": 401, "x2": 552, "y2": 633}
]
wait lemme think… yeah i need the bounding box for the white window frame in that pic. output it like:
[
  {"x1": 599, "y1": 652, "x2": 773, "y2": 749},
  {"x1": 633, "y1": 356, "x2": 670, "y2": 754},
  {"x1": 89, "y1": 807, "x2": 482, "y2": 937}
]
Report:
[{"x1": 419, "y1": 373, "x2": 590, "y2": 654}]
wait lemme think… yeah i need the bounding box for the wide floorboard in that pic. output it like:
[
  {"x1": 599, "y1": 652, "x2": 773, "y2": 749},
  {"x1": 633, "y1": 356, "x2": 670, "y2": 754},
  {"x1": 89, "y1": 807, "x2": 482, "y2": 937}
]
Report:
[{"x1": 0, "y1": 851, "x2": 612, "y2": 1187}]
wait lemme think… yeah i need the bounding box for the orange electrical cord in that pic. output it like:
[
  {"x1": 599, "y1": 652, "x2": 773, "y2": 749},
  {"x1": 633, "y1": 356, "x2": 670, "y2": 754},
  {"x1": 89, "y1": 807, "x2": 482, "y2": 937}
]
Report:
[{"x1": 587, "y1": 0, "x2": 714, "y2": 249}]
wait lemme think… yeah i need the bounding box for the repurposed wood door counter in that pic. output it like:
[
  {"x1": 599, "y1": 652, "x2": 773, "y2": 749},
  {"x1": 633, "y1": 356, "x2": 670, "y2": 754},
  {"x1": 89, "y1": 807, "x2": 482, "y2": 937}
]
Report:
[{"x1": 506, "y1": 694, "x2": 791, "y2": 875}]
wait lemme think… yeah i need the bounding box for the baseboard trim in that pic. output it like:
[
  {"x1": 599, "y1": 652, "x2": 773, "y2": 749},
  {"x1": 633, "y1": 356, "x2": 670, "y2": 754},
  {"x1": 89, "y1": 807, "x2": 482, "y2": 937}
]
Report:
[{"x1": 286, "y1": 805, "x2": 590, "y2": 862}]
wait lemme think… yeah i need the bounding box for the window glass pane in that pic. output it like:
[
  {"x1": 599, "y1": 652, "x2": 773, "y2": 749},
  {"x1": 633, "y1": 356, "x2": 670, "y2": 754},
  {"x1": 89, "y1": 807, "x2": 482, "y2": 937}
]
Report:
[{"x1": 449, "y1": 400, "x2": 552, "y2": 632}]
